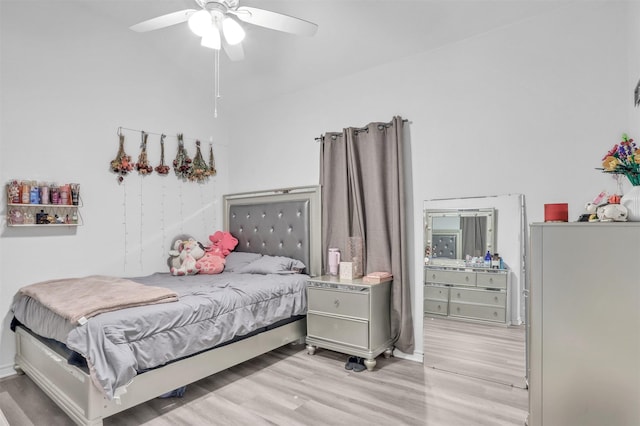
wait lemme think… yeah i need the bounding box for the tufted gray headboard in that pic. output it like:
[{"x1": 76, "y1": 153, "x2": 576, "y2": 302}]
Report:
[{"x1": 223, "y1": 186, "x2": 321, "y2": 277}]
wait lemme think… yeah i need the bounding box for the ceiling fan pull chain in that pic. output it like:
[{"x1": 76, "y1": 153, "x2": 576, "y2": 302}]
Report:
[{"x1": 214, "y1": 48, "x2": 220, "y2": 118}]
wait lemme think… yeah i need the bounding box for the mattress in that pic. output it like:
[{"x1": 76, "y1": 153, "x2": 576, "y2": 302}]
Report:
[{"x1": 11, "y1": 272, "x2": 308, "y2": 399}]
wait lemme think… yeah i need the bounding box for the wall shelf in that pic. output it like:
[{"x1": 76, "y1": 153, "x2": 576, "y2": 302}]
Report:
[{"x1": 6, "y1": 202, "x2": 82, "y2": 227}]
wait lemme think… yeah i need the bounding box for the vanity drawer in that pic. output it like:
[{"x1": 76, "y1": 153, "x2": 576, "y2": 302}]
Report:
[
  {"x1": 450, "y1": 288, "x2": 506, "y2": 307},
  {"x1": 308, "y1": 288, "x2": 369, "y2": 319},
  {"x1": 307, "y1": 313, "x2": 369, "y2": 348},
  {"x1": 424, "y1": 299, "x2": 449, "y2": 316},
  {"x1": 476, "y1": 273, "x2": 507, "y2": 289},
  {"x1": 424, "y1": 284, "x2": 449, "y2": 301},
  {"x1": 449, "y1": 302, "x2": 506, "y2": 323},
  {"x1": 425, "y1": 270, "x2": 476, "y2": 287}
]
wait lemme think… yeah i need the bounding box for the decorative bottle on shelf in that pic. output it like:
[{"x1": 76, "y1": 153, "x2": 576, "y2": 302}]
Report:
[
  {"x1": 328, "y1": 248, "x2": 340, "y2": 276},
  {"x1": 484, "y1": 250, "x2": 491, "y2": 268}
]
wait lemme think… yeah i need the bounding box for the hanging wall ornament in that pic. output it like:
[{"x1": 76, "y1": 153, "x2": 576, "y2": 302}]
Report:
[
  {"x1": 110, "y1": 132, "x2": 134, "y2": 183},
  {"x1": 173, "y1": 133, "x2": 192, "y2": 180},
  {"x1": 155, "y1": 134, "x2": 170, "y2": 175},
  {"x1": 208, "y1": 143, "x2": 217, "y2": 177},
  {"x1": 190, "y1": 140, "x2": 209, "y2": 182},
  {"x1": 135, "y1": 131, "x2": 153, "y2": 175}
]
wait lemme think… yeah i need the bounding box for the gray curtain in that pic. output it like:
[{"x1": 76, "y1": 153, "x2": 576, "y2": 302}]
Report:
[
  {"x1": 319, "y1": 116, "x2": 414, "y2": 353},
  {"x1": 461, "y1": 217, "x2": 486, "y2": 258}
]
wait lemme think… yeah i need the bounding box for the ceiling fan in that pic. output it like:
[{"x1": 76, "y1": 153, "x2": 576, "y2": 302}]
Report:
[{"x1": 129, "y1": 0, "x2": 319, "y2": 61}]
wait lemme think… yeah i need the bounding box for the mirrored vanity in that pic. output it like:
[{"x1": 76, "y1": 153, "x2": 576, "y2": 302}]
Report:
[
  {"x1": 424, "y1": 208, "x2": 509, "y2": 323},
  {"x1": 422, "y1": 194, "x2": 527, "y2": 388}
]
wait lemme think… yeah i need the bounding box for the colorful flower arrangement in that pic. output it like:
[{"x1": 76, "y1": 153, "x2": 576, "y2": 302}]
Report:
[{"x1": 600, "y1": 133, "x2": 640, "y2": 186}]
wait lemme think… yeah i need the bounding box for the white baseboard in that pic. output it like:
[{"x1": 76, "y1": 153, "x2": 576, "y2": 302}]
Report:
[
  {"x1": 392, "y1": 349, "x2": 423, "y2": 363},
  {"x1": 0, "y1": 364, "x2": 17, "y2": 380}
]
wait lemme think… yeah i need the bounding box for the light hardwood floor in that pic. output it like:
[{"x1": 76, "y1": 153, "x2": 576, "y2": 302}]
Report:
[
  {"x1": 424, "y1": 316, "x2": 527, "y2": 389},
  {"x1": 0, "y1": 328, "x2": 528, "y2": 426}
]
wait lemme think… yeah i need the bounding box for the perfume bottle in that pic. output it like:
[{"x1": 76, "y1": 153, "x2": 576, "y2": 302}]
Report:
[{"x1": 328, "y1": 248, "x2": 340, "y2": 276}]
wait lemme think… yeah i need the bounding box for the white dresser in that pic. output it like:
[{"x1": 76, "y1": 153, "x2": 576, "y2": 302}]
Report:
[
  {"x1": 529, "y1": 223, "x2": 640, "y2": 426},
  {"x1": 305, "y1": 275, "x2": 393, "y2": 371},
  {"x1": 424, "y1": 266, "x2": 509, "y2": 324}
]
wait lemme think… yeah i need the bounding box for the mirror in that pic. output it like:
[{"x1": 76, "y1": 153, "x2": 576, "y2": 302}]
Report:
[
  {"x1": 424, "y1": 208, "x2": 495, "y2": 263},
  {"x1": 422, "y1": 194, "x2": 527, "y2": 389}
]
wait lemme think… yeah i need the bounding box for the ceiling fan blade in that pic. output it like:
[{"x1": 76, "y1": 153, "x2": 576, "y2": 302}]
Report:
[
  {"x1": 223, "y1": 40, "x2": 244, "y2": 61},
  {"x1": 233, "y1": 6, "x2": 318, "y2": 37},
  {"x1": 130, "y1": 9, "x2": 197, "y2": 33}
]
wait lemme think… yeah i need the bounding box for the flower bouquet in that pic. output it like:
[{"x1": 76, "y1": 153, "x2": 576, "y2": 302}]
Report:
[
  {"x1": 600, "y1": 133, "x2": 640, "y2": 185},
  {"x1": 110, "y1": 134, "x2": 134, "y2": 182},
  {"x1": 173, "y1": 133, "x2": 193, "y2": 180},
  {"x1": 135, "y1": 131, "x2": 153, "y2": 175},
  {"x1": 155, "y1": 134, "x2": 170, "y2": 175}
]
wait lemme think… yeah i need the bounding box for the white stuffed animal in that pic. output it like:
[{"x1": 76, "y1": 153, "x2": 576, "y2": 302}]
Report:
[
  {"x1": 597, "y1": 204, "x2": 628, "y2": 222},
  {"x1": 170, "y1": 238, "x2": 206, "y2": 276}
]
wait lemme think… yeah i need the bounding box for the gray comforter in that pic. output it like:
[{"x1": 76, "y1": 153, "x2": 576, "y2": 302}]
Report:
[{"x1": 11, "y1": 272, "x2": 308, "y2": 400}]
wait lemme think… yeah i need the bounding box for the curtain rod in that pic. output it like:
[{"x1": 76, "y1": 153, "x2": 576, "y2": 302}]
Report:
[
  {"x1": 117, "y1": 126, "x2": 225, "y2": 146},
  {"x1": 314, "y1": 118, "x2": 409, "y2": 142}
]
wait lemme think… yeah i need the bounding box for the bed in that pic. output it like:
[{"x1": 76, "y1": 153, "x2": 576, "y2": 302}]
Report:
[{"x1": 11, "y1": 186, "x2": 321, "y2": 426}]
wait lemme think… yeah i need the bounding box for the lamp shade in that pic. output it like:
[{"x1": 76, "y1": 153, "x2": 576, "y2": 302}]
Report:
[
  {"x1": 201, "y1": 26, "x2": 221, "y2": 50},
  {"x1": 222, "y1": 17, "x2": 245, "y2": 45},
  {"x1": 188, "y1": 10, "x2": 213, "y2": 37}
]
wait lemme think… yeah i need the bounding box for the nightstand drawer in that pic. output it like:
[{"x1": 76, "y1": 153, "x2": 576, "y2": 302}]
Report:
[
  {"x1": 425, "y1": 270, "x2": 475, "y2": 287},
  {"x1": 424, "y1": 284, "x2": 449, "y2": 301},
  {"x1": 450, "y1": 288, "x2": 505, "y2": 307},
  {"x1": 424, "y1": 299, "x2": 448, "y2": 315},
  {"x1": 307, "y1": 313, "x2": 369, "y2": 348},
  {"x1": 476, "y1": 273, "x2": 507, "y2": 289},
  {"x1": 308, "y1": 287, "x2": 369, "y2": 319},
  {"x1": 449, "y1": 302, "x2": 505, "y2": 322}
]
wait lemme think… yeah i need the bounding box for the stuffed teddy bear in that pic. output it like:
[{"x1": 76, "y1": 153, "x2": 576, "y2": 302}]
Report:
[
  {"x1": 170, "y1": 238, "x2": 206, "y2": 276},
  {"x1": 196, "y1": 231, "x2": 239, "y2": 274},
  {"x1": 167, "y1": 234, "x2": 194, "y2": 270}
]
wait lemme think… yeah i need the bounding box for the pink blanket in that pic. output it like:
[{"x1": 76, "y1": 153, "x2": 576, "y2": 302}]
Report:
[{"x1": 19, "y1": 275, "x2": 178, "y2": 324}]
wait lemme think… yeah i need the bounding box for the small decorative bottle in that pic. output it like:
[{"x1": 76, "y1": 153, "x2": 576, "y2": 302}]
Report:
[
  {"x1": 484, "y1": 250, "x2": 492, "y2": 268},
  {"x1": 328, "y1": 248, "x2": 340, "y2": 276}
]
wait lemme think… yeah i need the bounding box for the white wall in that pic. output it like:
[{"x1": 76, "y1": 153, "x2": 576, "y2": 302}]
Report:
[
  {"x1": 0, "y1": 2, "x2": 230, "y2": 375},
  {"x1": 227, "y1": 2, "x2": 631, "y2": 358}
]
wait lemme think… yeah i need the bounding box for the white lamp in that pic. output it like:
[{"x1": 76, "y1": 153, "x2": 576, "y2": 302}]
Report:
[
  {"x1": 188, "y1": 10, "x2": 213, "y2": 37},
  {"x1": 222, "y1": 17, "x2": 245, "y2": 45}
]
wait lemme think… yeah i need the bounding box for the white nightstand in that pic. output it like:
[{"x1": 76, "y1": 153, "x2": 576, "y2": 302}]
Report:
[{"x1": 305, "y1": 275, "x2": 393, "y2": 371}]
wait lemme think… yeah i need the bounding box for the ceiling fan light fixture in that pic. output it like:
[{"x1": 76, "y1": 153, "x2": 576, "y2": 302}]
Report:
[
  {"x1": 222, "y1": 17, "x2": 245, "y2": 45},
  {"x1": 188, "y1": 9, "x2": 213, "y2": 37},
  {"x1": 201, "y1": 26, "x2": 221, "y2": 50}
]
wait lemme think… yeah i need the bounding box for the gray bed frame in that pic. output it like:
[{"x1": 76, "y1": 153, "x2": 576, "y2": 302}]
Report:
[{"x1": 13, "y1": 186, "x2": 321, "y2": 426}]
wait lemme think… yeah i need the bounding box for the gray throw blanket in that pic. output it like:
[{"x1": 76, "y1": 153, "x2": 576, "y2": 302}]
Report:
[{"x1": 19, "y1": 275, "x2": 178, "y2": 324}]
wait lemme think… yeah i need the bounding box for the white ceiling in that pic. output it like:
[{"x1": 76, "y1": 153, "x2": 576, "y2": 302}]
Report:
[{"x1": 84, "y1": 0, "x2": 566, "y2": 112}]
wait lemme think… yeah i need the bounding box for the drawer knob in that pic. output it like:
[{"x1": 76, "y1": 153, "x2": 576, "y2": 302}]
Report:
[
  {"x1": 489, "y1": 278, "x2": 494, "y2": 283},
  {"x1": 494, "y1": 296, "x2": 499, "y2": 302},
  {"x1": 334, "y1": 299, "x2": 340, "y2": 308},
  {"x1": 465, "y1": 276, "x2": 469, "y2": 281}
]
